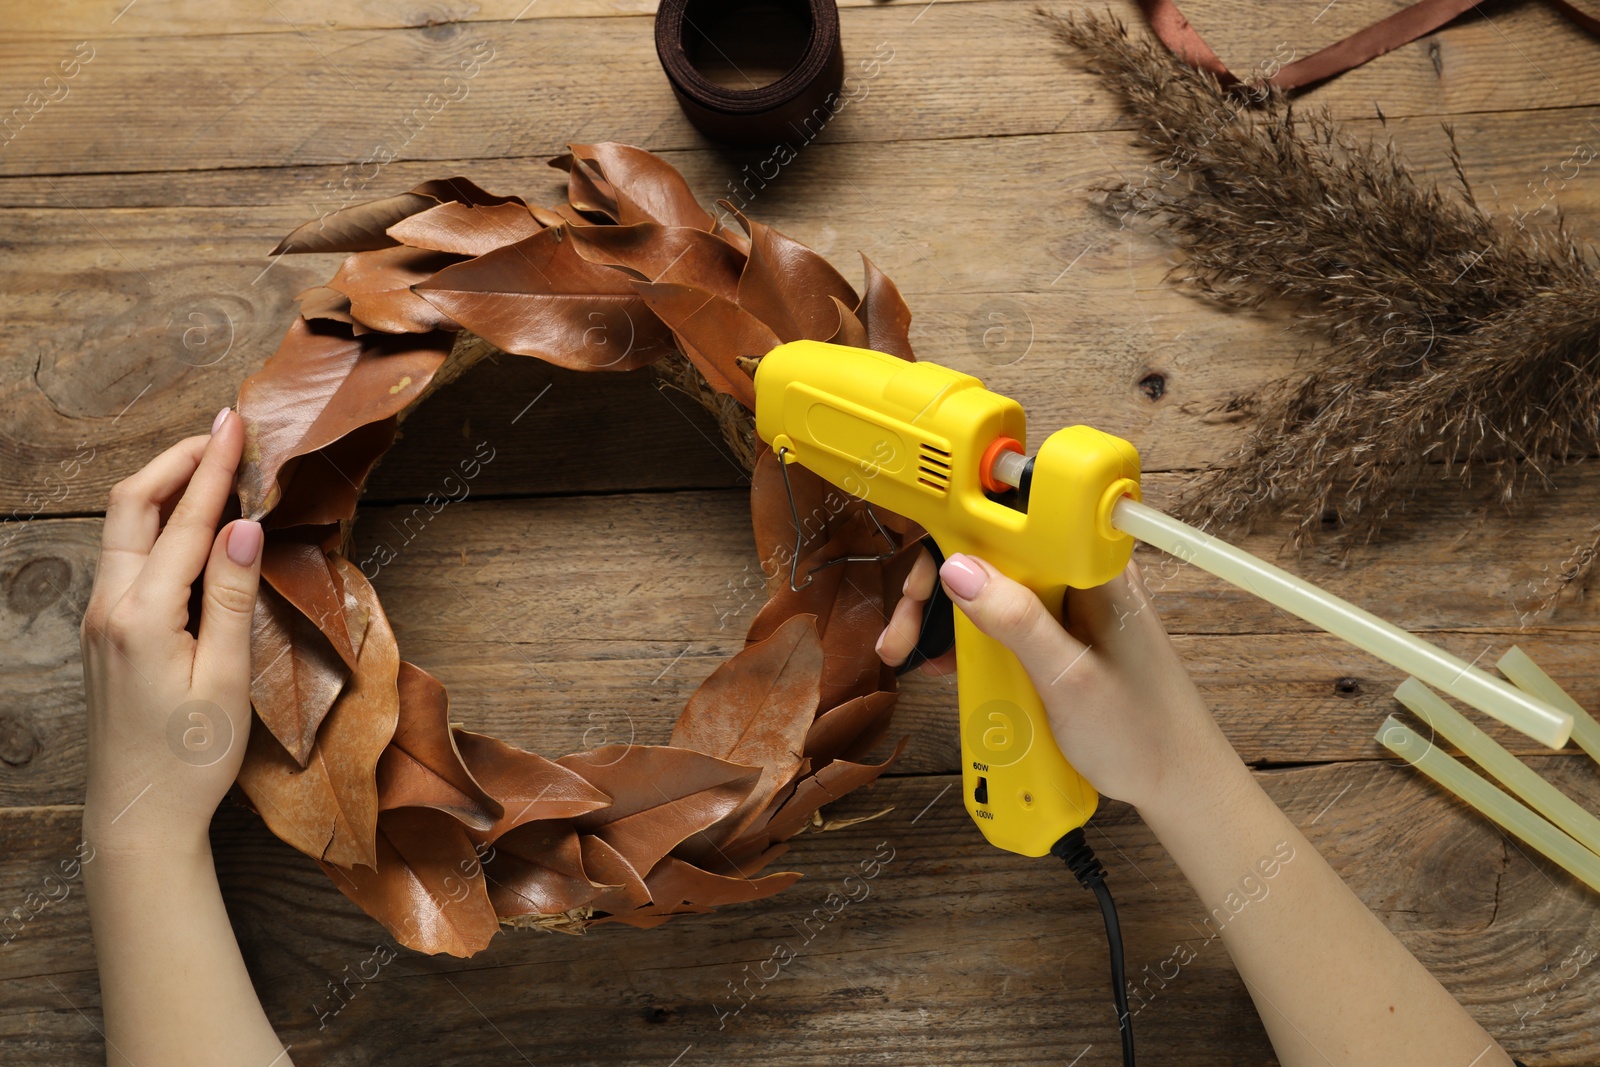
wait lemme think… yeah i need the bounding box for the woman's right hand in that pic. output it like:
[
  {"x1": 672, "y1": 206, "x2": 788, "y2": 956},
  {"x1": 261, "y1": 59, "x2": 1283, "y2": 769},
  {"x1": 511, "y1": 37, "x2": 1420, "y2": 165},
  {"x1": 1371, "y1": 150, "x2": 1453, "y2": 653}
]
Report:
[{"x1": 875, "y1": 547, "x2": 1240, "y2": 814}]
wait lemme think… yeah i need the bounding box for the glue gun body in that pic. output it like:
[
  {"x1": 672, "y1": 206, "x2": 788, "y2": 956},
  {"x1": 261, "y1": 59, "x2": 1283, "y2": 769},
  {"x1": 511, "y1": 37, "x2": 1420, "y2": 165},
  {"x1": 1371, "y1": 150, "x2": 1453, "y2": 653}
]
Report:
[{"x1": 753, "y1": 340, "x2": 1143, "y2": 857}]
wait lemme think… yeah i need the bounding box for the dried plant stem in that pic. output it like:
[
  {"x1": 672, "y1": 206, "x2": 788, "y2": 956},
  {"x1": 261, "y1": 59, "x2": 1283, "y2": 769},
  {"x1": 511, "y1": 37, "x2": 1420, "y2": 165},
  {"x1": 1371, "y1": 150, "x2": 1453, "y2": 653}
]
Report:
[
  {"x1": 654, "y1": 346, "x2": 760, "y2": 475},
  {"x1": 1044, "y1": 8, "x2": 1600, "y2": 606}
]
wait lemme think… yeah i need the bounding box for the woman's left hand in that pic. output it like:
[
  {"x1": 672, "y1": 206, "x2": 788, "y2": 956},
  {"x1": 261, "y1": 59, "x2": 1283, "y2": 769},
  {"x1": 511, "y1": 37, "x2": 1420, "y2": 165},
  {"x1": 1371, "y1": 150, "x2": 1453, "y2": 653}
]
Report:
[{"x1": 80, "y1": 407, "x2": 262, "y2": 855}]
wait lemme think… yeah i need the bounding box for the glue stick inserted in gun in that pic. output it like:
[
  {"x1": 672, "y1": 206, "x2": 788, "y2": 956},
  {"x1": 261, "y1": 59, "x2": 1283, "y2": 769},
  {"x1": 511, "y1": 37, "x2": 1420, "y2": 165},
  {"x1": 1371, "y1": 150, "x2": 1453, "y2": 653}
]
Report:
[{"x1": 752, "y1": 340, "x2": 1575, "y2": 858}]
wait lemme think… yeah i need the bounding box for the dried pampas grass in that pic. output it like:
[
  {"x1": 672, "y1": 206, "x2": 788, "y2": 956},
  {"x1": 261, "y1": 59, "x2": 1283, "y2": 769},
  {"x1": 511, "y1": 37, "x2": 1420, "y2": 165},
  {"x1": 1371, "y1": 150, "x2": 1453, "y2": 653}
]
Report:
[{"x1": 1045, "y1": 8, "x2": 1600, "y2": 614}]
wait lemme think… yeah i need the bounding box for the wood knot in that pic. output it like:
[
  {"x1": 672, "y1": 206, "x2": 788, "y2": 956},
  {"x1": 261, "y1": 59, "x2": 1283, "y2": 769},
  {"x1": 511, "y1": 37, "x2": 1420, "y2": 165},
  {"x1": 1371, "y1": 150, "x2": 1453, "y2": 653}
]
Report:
[
  {"x1": 8, "y1": 556, "x2": 72, "y2": 616},
  {"x1": 1334, "y1": 677, "x2": 1361, "y2": 697},
  {"x1": 416, "y1": 14, "x2": 464, "y2": 41},
  {"x1": 1138, "y1": 372, "x2": 1166, "y2": 401},
  {"x1": 0, "y1": 711, "x2": 41, "y2": 767}
]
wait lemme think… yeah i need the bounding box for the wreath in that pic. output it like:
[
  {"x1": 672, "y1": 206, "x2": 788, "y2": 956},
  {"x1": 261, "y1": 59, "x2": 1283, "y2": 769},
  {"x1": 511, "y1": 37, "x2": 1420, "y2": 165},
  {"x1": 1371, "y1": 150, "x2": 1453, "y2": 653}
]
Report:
[{"x1": 231, "y1": 143, "x2": 928, "y2": 955}]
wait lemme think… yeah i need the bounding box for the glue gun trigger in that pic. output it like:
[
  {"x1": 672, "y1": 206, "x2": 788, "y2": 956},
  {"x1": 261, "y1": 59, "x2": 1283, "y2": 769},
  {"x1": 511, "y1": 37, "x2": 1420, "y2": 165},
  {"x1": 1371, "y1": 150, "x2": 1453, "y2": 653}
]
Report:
[{"x1": 894, "y1": 535, "x2": 957, "y2": 676}]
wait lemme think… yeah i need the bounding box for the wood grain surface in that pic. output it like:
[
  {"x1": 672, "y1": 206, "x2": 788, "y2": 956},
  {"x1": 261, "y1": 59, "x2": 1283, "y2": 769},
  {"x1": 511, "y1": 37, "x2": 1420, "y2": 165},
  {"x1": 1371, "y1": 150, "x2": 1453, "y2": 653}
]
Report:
[{"x1": 3, "y1": 0, "x2": 1599, "y2": 1063}]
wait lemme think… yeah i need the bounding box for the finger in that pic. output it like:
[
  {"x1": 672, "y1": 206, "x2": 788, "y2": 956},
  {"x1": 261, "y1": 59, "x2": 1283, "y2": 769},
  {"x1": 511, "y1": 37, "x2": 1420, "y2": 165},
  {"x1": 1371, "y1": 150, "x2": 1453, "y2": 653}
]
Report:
[
  {"x1": 877, "y1": 548, "x2": 940, "y2": 664},
  {"x1": 1064, "y1": 557, "x2": 1162, "y2": 653},
  {"x1": 131, "y1": 408, "x2": 244, "y2": 612},
  {"x1": 193, "y1": 519, "x2": 263, "y2": 704},
  {"x1": 919, "y1": 648, "x2": 958, "y2": 677},
  {"x1": 937, "y1": 553, "x2": 1091, "y2": 692},
  {"x1": 876, "y1": 585, "x2": 928, "y2": 666},
  {"x1": 1127, "y1": 555, "x2": 1148, "y2": 598},
  {"x1": 93, "y1": 433, "x2": 213, "y2": 609},
  {"x1": 902, "y1": 548, "x2": 938, "y2": 600}
]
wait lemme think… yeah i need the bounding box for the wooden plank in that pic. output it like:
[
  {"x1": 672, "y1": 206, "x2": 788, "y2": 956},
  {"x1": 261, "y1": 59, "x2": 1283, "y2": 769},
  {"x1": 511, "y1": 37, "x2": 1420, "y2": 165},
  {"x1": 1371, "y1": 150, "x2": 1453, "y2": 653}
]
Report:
[
  {"x1": 0, "y1": 759, "x2": 1595, "y2": 1064},
  {"x1": 5, "y1": 108, "x2": 1599, "y2": 516},
  {"x1": 0, "y1": 206, "x2": 1305, "y2": 515},
  {"x1": 5, "y1": 102, "x2": 1599, "y2": 215},
  {"x1": 3, "y1": 1, "x2": 1599, "y2": 178},
  {"x1": 6, "y1": 469, "x2": 1595, "y2": 807},
  {"x1": 8, "y1": 0, "x2": 983, "y2": 37}
]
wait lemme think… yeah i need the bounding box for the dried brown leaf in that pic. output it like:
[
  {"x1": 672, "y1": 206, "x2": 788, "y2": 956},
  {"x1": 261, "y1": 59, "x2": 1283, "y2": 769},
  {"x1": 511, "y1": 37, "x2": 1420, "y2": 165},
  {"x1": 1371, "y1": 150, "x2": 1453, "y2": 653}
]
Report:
[
  {"x1": 631, "y1": 281, "x2": 773, "y2": 410},
  {"x1": 413, "y1": 228, "x2": 674, "y2": 371},
  {"x1": 578, "y1": 834, "x2": 651, "y2": 915},
  {"x1": 387, "y1": 200, "x2": 544, "y2": 257},
  {"x1": 732, "y1": 210, "x2": 858, "y2": 342},
  {"x1": 456, "y1": 729, "x2": 612, "y2": 844},
  {"x1": 748, "y1": 513, "x2": 895, "y2": 712},
  {"x1": 670, "y1": 613, "x2": 822, "y2": 859},
  {"x1": 262, "y1": 539, "x2": 357, "y2": 667},
  {"x1": 826, "y1": 295, "x2": 869, "y2": 348},
  {"x1": 295, "y1": 285, "x2": 358, "y2": 327},
  {"x1": 763, "y1": 735, "x2": 909, "y2": 842},
  {"x1": 377, "y1": 663, "x2": 503, "y2": 831},
  {"x1": 237, "y1": 556, "x2": 400, "y2": 869},
  {"x1": 236, "y1": 318, "x2": 453, "y2": 520},
  {"x1": 272, "y1": 191, "x2": 441, "y2": 257},
  {"x1": 320, "y1": 807, "x2": 499, "y2": 957},
  {"x1": 271, "y1": 177, "x2": 521, "y2": 256},
  {"x1": 248, "y1": 581, "x2": 348, "y2": 768},
  {"x1": 558, "y1": 745, "x2": 762, "y2": 876},
  {"x1": 566, "y1": 223, "x2": 745, "y2": 303},
  {"x1": 264, "y1": 417, "x2": 398, "y2": 530},
  {"x1": 856, "y1": 252, "x2": 915, "y2": 358},
  {"x1": 549, "y1": 152, "x2": 619, "y2": 221},
  {"x1": 564, "y1": 143, "x2": 713, "y2": 230},
  {"x1": 804, "y1": 691, "x2": 898, "y2": 768},
  {"x1": 591, "y1": 855, "x2": 802, "y2": 928},
  {"x1": 483, "y1": 820, "x2": 604, "y2": 918},
  {"x1": 327, "y1": 246, "x2": 462, "y2": 334}
]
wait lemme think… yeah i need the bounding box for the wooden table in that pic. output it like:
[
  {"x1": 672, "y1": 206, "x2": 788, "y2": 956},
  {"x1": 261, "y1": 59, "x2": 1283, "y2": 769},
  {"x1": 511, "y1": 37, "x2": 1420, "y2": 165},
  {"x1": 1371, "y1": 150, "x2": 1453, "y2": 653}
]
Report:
[{"x1": 4, "y1": 1, "x2": 1600, "y2": 1062}]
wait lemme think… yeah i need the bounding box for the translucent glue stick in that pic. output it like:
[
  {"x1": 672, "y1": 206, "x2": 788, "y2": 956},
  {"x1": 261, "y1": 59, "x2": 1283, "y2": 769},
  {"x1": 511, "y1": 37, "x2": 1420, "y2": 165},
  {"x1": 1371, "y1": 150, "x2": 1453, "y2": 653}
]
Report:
[
  {"x1": 1376, "y1": 717, "x2": 1600, "y2": 895},
  {"x1": 1391, "y1": 678, "x2": 1600, "y2": 858},
  {"x1": 1110, "y1": 497, "x2": 1574, "y2": 749},
  {"x1": 1495, "y1": 645, "x2": 1600, "y2": 765}
]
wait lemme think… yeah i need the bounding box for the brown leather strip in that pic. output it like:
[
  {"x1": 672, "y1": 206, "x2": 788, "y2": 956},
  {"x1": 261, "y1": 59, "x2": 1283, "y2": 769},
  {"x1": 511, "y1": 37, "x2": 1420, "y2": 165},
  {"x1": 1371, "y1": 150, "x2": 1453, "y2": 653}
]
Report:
[
  {"x1": 1552, "y1": 0, "x2": 1600, "y2": 36},
  {"x1": 655, "y1": 0, "x2": 845, "y2": 147},
  {"x1": 1136, "y1": 0, "x2": 1237, "y2": 86},
  {"x1": 1138, "y1": 0, "x2": 1600, "y2": 92}
]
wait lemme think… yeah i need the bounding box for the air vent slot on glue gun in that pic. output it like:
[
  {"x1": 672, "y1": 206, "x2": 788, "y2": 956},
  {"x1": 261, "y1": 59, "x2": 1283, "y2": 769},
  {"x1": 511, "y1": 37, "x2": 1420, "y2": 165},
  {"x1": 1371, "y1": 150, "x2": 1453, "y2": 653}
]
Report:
[{"x1": 751, "y1": 340, "x2": 1574, "y2": 858}]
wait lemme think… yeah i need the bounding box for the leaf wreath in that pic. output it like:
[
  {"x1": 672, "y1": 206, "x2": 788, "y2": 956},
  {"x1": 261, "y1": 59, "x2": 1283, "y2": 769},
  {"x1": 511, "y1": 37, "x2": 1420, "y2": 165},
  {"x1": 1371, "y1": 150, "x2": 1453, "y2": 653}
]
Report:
[{"x1": 233, "y1": 143, "x2": 928, "y2": 955}]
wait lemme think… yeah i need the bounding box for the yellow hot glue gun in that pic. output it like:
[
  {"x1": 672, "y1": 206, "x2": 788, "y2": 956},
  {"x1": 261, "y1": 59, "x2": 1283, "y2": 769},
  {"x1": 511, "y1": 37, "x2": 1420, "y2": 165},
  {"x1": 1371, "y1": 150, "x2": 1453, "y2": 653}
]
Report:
[
  {"x1": 753, "y1": 339, "x2": 1575, "y2": 861},
  {"x1": 754, "y1": 339, "x2": 1141, "y2": 857}
]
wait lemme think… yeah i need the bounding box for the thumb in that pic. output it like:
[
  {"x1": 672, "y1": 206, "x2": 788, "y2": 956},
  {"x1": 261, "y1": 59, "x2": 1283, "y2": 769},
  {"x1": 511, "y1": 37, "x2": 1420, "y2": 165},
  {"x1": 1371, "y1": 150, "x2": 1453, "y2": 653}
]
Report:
[
  {"x1": 938, "y1": 553, "x2": 1090, "y2": 684},
  {"x1": 194, "y1": 519, "x2": 263, "y2": 700}
]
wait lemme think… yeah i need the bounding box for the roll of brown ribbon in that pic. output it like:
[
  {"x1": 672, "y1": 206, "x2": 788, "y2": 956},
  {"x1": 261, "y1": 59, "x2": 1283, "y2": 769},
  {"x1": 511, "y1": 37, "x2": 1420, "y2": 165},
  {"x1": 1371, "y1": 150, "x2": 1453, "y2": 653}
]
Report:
[{"x1": 655, "y1": 0, "x2": 845, "y2": 147}]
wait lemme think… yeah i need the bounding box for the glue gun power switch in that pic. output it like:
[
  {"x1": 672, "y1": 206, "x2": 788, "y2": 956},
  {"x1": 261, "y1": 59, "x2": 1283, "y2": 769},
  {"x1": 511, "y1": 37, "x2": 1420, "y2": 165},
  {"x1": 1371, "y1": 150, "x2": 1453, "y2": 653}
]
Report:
[
  {"x1": 754, "y1": 339, "x2": 1143, "y2": 856},
  {"x1": 753, "y1": 339, "x2": 1575, "y2": 859}
]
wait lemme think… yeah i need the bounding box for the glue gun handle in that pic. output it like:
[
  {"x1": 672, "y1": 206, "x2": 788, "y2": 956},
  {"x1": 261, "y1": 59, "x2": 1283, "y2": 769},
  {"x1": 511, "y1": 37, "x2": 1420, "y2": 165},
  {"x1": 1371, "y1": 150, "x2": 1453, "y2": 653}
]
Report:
[{"x1": 954, "y1": 586, "x2": 1100, "y2": 858}]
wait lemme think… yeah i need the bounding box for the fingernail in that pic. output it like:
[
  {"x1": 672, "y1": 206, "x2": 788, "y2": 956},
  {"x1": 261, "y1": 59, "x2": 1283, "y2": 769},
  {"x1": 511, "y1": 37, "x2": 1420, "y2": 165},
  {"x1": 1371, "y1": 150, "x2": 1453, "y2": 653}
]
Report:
[
  {"x1": 227, "y1": 520, "x2": 262, "y2": 566},
  {"x1": 941, "y1": 554, "x2": 987, "y2": 599},
  {"x1": 211, "y1": 407, "x2": 230, "y2": 435},
  {"x1": 874, "y1": 629, "x2": 887, "y2": 655}
]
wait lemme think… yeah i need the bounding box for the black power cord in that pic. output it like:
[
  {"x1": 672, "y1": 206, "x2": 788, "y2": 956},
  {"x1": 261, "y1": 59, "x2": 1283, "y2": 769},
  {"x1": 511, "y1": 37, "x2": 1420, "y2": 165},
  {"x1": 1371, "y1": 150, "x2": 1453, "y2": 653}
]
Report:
[{"x1": 1052, "y1": 828, "x2": 1135, "y2": 1066}]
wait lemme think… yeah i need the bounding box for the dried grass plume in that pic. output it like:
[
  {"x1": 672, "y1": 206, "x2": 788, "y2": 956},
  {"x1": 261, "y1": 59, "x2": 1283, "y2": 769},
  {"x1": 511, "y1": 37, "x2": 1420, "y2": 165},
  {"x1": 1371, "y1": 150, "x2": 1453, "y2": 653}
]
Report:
[{"x1": 1043, "y1": 7, "x2": 1600, "y2": 613}]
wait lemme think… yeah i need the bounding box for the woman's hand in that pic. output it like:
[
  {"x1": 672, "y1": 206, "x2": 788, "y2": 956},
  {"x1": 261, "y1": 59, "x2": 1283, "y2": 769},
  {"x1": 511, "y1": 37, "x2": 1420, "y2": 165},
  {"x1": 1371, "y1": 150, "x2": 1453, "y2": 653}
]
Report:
[
  {"x1": 80, "y1": 407, "x2": 262, "y2": 856},
  {"x1": 876, "y1": 547, "x2": 1236, "y2": 813},
  {"x1": 80, "y1": 410, "x2": 292, "y2": 1066},
  {"x1": 878, "y1": 547, "x2": 1516, "y2": 1067}
]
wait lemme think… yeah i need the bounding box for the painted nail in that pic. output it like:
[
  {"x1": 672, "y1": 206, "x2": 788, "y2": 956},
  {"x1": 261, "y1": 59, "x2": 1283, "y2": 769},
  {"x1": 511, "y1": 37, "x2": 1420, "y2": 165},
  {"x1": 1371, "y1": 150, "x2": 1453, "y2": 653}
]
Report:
[
  {"x1": 940, "y1": 554, "x2": 987, "y2": 599},
  {"x1": 211, "y1": 407, "x2": 230, "y2": 435},
  {"x1": 227, "y1": 520, "x2": 262, "y2": 566}
]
